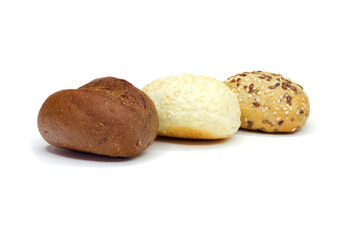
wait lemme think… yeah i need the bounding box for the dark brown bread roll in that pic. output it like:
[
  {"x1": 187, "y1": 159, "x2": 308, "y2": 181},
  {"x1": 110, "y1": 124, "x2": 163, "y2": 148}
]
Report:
[{"x1": 38, "y1": 77, "x2": 159, "y2": 157}]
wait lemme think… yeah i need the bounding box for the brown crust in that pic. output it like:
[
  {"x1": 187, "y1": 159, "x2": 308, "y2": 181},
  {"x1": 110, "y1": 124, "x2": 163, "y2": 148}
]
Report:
[
  {"x1": 37, "y1": 77, "x2": 159, "y2": 157},
  {"x1": 159, "y1": 126, "x2": 225, "y2": 139}
]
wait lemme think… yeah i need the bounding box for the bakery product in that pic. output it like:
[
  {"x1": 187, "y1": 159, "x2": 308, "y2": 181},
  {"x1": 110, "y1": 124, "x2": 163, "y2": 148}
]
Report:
[
  {"x1": 143, "y1": 74, "x2": 240, "y2": 139},
  {"x1": 224, "y1": 71, "x2": 310, "y2": 132},
  {"x1": 38, "y1": 77, "x2": 159, "y2": 157}
]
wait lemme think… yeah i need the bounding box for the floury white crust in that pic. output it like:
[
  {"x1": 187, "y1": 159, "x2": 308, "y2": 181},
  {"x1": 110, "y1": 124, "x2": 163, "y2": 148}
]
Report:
[
  {"x1": 143, "y1": 74, "x2": 241, "y2": 139},
  {"x1": 224, "y1": 71, "x2": 310, "y2": 133}
]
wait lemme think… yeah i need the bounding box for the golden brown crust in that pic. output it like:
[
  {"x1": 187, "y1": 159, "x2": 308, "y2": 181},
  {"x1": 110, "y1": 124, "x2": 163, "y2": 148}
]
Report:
[
  {"x1": 224, "y1": 71, "x2": 310, "y2": 133},
  {"x1": 38, "y1": 77, "x2": 159, "y2": 157},
  {"x1": 159, "y1": 126, "x2": 222, "y2": 139}
]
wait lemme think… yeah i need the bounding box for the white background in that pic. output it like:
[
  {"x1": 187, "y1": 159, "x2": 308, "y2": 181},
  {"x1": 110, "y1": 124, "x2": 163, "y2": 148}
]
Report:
[{"x1": 1, "y1": 0, "x2": 359, "y2": 239}]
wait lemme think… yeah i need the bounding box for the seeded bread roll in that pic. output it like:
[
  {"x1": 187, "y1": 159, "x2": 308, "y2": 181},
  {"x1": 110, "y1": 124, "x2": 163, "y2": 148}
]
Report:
[
  {"x1": 143, "y1": 74, "x2": 241, "y2": 139},
  {"x1": 38, "y1": 77, "x2": 159, "y2": 157},
  {"x1": 224, "y1": 71, "x2": 310, "y2": 132}
]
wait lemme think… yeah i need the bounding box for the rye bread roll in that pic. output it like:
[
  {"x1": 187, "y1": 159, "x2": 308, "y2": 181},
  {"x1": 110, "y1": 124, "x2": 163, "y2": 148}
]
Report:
[{"x1": 38, "y1": 77, "x2": 159, "y2": 157}]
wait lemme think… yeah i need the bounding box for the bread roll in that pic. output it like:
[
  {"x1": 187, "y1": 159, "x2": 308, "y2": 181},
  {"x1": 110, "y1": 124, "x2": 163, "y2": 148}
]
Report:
[
  {"x1": 143, "y1": 74, "x2": 240, "y2": 139},
  {"x1": 38, "y1": 77, "x2": 159, "y2": 157},
  {"x1": 224, "y1": 71, "x2": 310, "y2": 132}
]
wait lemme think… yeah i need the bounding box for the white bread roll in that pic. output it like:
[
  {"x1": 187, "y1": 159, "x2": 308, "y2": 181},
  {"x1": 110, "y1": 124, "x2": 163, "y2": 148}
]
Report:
[{"x1": 143, "y1": 74, "x2": 240, "y2": 139}]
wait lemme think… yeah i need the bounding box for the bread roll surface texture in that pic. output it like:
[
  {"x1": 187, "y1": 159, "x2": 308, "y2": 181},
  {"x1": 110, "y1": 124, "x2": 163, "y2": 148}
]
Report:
[
  {"x1": 38, "y1": 77, "x2": 159, "y2": 157},
  {"x1": 143, "y1": 74, "x2": 240, "y2": 139},
  {"x1": 224, "y1": 71, "x2": 310, "y2": 132}
]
